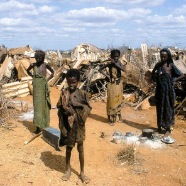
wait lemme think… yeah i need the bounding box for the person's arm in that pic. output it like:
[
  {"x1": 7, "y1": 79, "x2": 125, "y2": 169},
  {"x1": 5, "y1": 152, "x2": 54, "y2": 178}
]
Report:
[
  {"x1": 57, "y1": 94, "x2": 62, "y2": 109},
  {"x1": 98, "y1": 63, "x2": 110, "y2": 71},
  {"x1": 151, "y1": 63, "x2": 159, "y2": 82},
  {"x1": 84, "y1": 91, "x2": 92, "y2": 110},
  {"x1": 171, "y1": 63, "x2": 185, "y2": 82},
  {"x1": 26, "y1": 63, "x2": 34, "y2": 77},
  {"x1": 174, "y1": 74, "x2": 186, "y2": 82},
  {"x1": 46, "y1": 63, "x2": 54, "y2": 81},
  {"x1": 98, "y1": 63, "x2": 110, "y2": 79},
  {"x1": 115, "y1": 60, "x2": 125, "y2": 72}
]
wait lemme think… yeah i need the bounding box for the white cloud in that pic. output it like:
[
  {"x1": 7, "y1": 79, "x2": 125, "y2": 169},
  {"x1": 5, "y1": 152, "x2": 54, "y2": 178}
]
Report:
[
  {"x1": 27, "y1": 0, "x2": 51, "y2": 3},
  {"x1": 62, "y1": 27, "x2": 86, "y2": 32},
  {"x1": 52, "y1": 6, "x2": 151, "y2": 27},
  {"x1": 142, "y1": 14, "x2": 186, "y2": 26},
  {"x1": 174, "y1": 4, "x2": 186, "y2": 15},
  {"x1": 0, "y1": 0, "x2": 35, "y2": 11},
  {"x1": 38, "y1": 5, "x2": 56, "y2": 13},
  {"x1": 124, "y1": 0, "x2": 165, "y2": 6},
  {"x1": 0, "y1": 18, "x2": 36, "y2": 27},
  {"x1": 0, "y1": 0, "x2": 186, "y2": 50},
  {"x1": 0, "y1": 1, "x2": 57, "y2": 16},
  {"x1": 71, "y1": 0, "x2": 165, "y2": 6}
]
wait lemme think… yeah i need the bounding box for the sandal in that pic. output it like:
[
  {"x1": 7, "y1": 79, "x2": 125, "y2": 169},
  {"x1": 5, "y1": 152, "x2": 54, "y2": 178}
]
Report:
[{"x1": 161, "y1": 136, "x2": 175, "y2": 144}]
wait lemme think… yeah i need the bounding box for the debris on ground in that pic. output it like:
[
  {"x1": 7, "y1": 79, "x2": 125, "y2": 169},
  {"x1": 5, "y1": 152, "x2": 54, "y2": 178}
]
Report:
[{"x1": 0, "y1": 43, "x2": 185, "y2": 118}]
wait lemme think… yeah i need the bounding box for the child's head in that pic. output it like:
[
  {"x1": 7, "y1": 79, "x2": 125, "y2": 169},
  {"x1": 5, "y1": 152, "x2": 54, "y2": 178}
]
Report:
[
  {"x1": 111, "y1": 49, "x2": 120, "y2": 62},
  {"x1": 66, "y1": 69, "x2": 80, "y2": 92},
  {"x1": 35, "y1": 50, "x2": 45, "y2": 63}
]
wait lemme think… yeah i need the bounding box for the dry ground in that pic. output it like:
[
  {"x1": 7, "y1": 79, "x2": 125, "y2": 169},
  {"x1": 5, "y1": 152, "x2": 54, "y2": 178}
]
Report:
[{"x1": 0, "y1": 87, "x2": 186, "y2": 186}]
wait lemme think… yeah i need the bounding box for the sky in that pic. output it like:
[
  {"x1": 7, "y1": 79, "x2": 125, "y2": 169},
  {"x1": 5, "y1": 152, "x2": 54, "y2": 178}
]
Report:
[{"x1": 0, "y1": 0, "x2": 186, "y2": 51}]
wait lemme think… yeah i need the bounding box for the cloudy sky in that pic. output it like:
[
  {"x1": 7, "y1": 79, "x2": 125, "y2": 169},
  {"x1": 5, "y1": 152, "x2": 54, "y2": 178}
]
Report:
[{"x1": 0, "y1": 0, "x2": 186, "y2": 50}]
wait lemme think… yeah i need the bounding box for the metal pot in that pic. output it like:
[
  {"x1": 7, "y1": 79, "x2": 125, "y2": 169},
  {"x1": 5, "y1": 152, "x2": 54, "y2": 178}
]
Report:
[
  {"x1": 139, "y1": 136, "x2": 148, "y2": 143},
  {"x1": 125, "y1": 132, "x2": 134, "y2": 137},
  {"x1": 142, "y1": 129, "x2": 154, "y2": 138}
]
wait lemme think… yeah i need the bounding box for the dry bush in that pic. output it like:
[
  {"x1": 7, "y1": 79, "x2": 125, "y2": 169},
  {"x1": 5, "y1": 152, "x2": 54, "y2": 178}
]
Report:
[
  {"x1": 0, "y1": 87, "x2": 17, "y2": 127},
  {"x1": 116, "y1": 144, "x2": 137, "y2": 165}
]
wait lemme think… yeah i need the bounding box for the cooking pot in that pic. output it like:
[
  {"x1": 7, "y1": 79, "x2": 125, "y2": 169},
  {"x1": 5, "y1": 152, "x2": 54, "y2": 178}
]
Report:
[{"x1": 142, "y1": 129, "x2": 154, "y2": 138}]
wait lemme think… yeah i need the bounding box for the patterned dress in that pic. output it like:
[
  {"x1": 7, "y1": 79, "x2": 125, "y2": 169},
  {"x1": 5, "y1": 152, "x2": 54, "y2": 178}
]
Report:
[{"x1": 106, "y1": 62, "x2": 124, "y2": 120}]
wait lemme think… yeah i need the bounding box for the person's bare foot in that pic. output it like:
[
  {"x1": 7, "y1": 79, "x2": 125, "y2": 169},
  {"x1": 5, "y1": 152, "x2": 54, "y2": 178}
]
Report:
[
  {"x1": 118, "y1": 119, "x2": 123, "y2": 123},
  {"x1": 108, "y1": 121, "x2": 115, "y2": 126},
  {"x1": 164, "y1": 130, "x2": 171, "y2": 137},
  {"x1": 34, "y1": 127, "x2": 42, "y2": 134},
  {"x1": 62, "y1": 170, "x2": 71, "y2": 181},
  {"x1": 79, "y1": 173, "x2": 90, "y2": 184}
]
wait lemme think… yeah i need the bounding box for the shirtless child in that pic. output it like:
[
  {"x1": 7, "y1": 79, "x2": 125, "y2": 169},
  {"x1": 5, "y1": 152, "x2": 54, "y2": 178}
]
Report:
[{"x1": 57, "y1": 69, "x2": 91, "y2": 183}]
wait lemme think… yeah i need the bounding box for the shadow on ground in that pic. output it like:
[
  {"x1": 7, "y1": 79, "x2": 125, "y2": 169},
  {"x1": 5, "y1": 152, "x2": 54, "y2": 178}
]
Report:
[
  {"x1": 40, "y1": 151, "x2": 79, "y2": 176},
  {"x1": 89, "y1": 113, "x2": 108, "y2": 123},
  {"x1": 21, "y1": 120, "x2": 36, "y2": 132},
  {"x1": 121, "y1": 119, "x2": 154, "y2": 131}
]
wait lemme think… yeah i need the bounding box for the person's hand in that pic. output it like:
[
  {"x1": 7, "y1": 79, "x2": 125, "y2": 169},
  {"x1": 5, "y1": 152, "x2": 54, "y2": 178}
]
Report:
[
  {"x1": 109, "y1": 58, "x2": 115, "y2": 64},
  {"x1": 173, "y1": 78, "x2": 178, "y2": 85}
]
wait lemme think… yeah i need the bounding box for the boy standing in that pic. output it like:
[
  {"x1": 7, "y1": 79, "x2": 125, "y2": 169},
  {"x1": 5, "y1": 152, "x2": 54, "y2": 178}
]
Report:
[
  {"x1": 57, "y1": 69, "x2": 91, "y2": 183},
  {"x1": 27, "y1": 50, "x2": 54, "y2": 134}
]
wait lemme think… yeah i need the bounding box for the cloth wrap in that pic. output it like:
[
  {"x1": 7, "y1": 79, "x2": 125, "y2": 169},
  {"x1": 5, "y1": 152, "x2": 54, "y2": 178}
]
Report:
[
  {"x1": 106, "y1": 79, "x2": 123, "y2": 117},
  {"x1": 32, "y1": 65, "x2": 51, "y2": 129},
  {"x1": 57, "y1": 88, "x2": 91, "y2": 147},
  {"x1": 152, "y1": 62, "x2": 183, "y2": 130}
]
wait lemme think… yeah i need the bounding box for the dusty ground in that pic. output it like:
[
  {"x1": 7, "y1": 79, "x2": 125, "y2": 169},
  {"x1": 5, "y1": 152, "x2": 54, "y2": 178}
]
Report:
[{"x1": 0, "y1": 87, "x2": 186, "y2": 186}]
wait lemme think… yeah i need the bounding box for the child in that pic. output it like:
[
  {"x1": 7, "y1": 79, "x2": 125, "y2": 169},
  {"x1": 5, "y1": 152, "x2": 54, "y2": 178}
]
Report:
[
  {"x1": 99, "y1": 49, "x2": 125, "y2": 125},
  {"x1": 27, "y1": 50, "x2": 54, "y2": 134},
  {"x1": 151, "y1": 48, "x2": 185, "y2": 143},
  {"x1": 57, "y1": 69, "x2": 91, "y2": 183}
]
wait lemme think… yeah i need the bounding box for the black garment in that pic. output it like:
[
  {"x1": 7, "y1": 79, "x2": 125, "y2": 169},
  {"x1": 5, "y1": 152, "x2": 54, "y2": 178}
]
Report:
[{"x1": 152, "y1": 62, "x2": 183, "y2": 130}]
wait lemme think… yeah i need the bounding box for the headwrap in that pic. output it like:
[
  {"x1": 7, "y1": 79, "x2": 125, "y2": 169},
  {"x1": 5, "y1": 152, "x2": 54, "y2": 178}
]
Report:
[{"x1": 160, "y1": 48, "x2": 174, "y2": 65}]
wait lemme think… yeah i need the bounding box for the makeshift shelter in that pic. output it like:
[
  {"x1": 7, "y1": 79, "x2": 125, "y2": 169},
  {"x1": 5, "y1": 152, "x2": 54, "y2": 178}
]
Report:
[
  {"x1": 71, "y1": 43, "x2": 106, "y2": 61},
  {"x1": 0, "y1": 46, "x2": 7, "y2": 64},
  {"x1": 8, "y1": 45, "x2": 34, "y2": 56}
]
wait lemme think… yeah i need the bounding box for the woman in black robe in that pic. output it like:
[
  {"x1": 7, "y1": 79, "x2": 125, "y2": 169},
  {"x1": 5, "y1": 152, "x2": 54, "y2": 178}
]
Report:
[{"x1": 151, "y1": 48, "x2": 185, "y2": 143}]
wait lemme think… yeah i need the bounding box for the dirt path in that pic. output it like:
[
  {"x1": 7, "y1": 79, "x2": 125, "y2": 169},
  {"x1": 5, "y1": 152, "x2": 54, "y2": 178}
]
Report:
[{"x1": 0, "y1": 87, "x2": 186, "y2": 186}]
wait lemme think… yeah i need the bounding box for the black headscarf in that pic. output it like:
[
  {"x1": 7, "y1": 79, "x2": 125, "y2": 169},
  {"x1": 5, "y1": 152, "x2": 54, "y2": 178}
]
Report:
[{"x1": 160, "y1": 48, "x2": 174, "y2": 66}]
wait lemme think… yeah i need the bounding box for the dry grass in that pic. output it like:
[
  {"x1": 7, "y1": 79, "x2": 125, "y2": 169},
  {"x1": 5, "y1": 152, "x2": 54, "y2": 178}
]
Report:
[{"x1": 116, "y1": 144, "x2": 137, "y2": 165}]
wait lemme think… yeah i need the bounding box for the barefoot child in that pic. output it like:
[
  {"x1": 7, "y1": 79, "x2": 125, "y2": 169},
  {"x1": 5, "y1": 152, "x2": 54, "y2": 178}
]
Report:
[
  {"x1": 27, "y1": 50, "x2": 54, "y2": 134},
  {"x1": 99, "y1": 49, "x2": 126, "y2": 125},
  {"x1": 57, "y1": 69, "x2": 91, "y2": 183}
]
